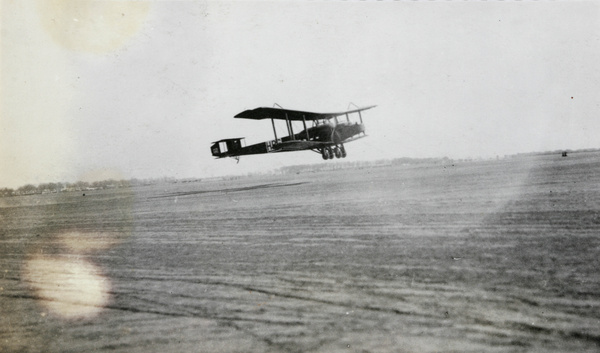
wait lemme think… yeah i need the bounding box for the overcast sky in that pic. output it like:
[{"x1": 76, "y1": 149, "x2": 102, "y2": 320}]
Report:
[{"x1": 2, "y1": 1, "x2": 600, "y2": 188}]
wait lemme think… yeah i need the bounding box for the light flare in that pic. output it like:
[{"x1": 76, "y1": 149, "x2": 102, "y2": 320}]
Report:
[{"x1": 23, "y1": 255, "x2": 110, "y2": 320}]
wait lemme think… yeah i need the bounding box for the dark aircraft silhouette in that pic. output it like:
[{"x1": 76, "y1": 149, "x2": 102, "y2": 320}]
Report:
[{"x1": 211, "y1": 104, "x2": 376, "y2": 160}]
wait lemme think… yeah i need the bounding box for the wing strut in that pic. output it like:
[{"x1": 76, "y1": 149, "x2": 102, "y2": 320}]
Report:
[
  {"x1": 271, "y1": 118, "x2": 278, "y2": 141},
  {"x1": 285, "y1": 113, "x2": 294, "y2": 137},
  {"x1": 272, "y1": 103, "x2": 283, "y2": 142},
  {"x1": 347, "y1": 102, "x2": 365, "y2": 124},
  {"x1": 302, "y1": 115, "x2": 309, "y2": 140}
]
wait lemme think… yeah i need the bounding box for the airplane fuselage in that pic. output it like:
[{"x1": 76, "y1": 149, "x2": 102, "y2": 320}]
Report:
[{"x1": 211, "y1": 122, "x2": 365, "y2": 158}]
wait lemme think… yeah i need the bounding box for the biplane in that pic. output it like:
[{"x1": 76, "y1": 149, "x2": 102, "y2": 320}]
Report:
[{"x1": 211, "y1": 105, "x2": 376, "y2": 160}]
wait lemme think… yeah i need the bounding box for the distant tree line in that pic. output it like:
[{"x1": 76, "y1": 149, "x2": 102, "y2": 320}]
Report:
[
  {"x1": 0, "y1": 177, "x2": 179, "y2": 197},
  {"x1": 5, "y1": 148, "x2": 598, "y2": 197}
]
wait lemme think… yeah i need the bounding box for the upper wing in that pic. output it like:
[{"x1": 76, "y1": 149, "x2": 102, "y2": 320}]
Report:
[{"x1": 234, "y1": 105, "x2": 376, "y2": 121}]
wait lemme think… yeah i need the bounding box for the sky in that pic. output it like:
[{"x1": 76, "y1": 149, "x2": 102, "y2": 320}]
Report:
[{"x1": 2, "y1": 0, "x2": 600, "y2": 188}]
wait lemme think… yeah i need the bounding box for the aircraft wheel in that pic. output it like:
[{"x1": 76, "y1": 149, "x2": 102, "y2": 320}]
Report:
[
  {"x1": 322, "y1": 149, "x2": 330, "y2": 160},
  {"x1": 334, "y1": 147, "x2": 342, "y2": 159},
  {"x1": 326, "y1": 147, "x2": 333, "y2": 160},
  {"x1": 340, "y1": 145, "x2": 347, "y2": 158}
]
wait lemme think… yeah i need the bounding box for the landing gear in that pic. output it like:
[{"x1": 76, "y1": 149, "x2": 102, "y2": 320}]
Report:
[
  {"x1": 340, "y1": 144, "x2": 347, "y2": 158},
  {"x1": 334, "y1": 147, "x2": 342, "y2": 159},
  {"x1": 321, "y1": 145, "x2": 347, "y2": 160}
]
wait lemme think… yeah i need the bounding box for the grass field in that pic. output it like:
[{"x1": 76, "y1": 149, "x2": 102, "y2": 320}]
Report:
[{"x1": 1, "y1": 152, "x2": 600, "y2": 352}]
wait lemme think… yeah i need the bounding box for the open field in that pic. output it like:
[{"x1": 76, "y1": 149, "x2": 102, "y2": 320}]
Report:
[{"x1": 1, "y1": 152, "x2": 600, "y2": 352}]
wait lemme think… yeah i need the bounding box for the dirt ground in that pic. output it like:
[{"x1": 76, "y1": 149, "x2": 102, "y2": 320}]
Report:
[{"x1": 1, "y1": 152, "x2": 599, "y2": 352}]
